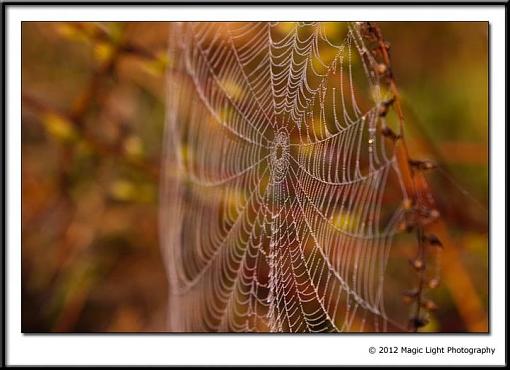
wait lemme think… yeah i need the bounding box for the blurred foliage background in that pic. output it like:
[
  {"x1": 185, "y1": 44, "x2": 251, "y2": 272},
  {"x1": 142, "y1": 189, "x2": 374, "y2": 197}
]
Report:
[{"x1": 22, "y1": 22, "x2": 488, "y2": 332}]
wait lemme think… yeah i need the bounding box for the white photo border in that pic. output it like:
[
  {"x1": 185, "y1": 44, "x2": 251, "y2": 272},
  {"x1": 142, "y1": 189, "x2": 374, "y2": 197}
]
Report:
[{"x1": 5, "y1": 3, "x2": 506, "y2": 366}]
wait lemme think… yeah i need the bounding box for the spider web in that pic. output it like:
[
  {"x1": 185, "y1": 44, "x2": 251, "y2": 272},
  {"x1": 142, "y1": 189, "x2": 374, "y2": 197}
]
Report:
[{"x1": 160, "y1": 22, "x2": 417, "y2": 332}]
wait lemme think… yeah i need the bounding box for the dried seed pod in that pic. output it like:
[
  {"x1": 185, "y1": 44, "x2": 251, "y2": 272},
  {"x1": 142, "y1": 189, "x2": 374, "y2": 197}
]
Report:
[
  {"x1": 423, "y1": 233, "x2": 443, "y2": 248},
  {"x1": 377, "y1": 96, "x2": 396, "y2": 117},
  {"x1": 403, "y1": 289, "x2": 419, "y2": 297},
  {"x1": 409, "y1": 159, "x2": 437, "y2": 171},
  {"x1": 415, "y1": 207, "x2": 441, "y2": 227},
  {"x1": 408, "y1": 317, "x2": 429, "y2": 331},
  {"x1": 402, "y1": 289, "x2": 419, "y2": 304},
  {"x1": 409, "y1": 258, "x2": 425, "y2": 271},
  {"x1": 383, "y1": 96, "x2": 396, "y2": 107},
  {"x1": 381, "y1": 125, "x2": 400, "y2": 140},
  {"x1": 403, "y1": 198, "x2": 413, "y2": 209},
  {"x1": 422, "y1": 299, "x2": 438, "y2": 311},
  {"x1": 401, "y1": 213, "x2": 417, "y2": 233},
  {"x1": 378, "y1": 105, "x2": 389, "y2": 117},
  {"x1": 428, "y1": 209, "x2": 440, "y2": 219},
  {"x1": 428, "y1": 278, "x2": 440, "y2": 289},
  {"x1": 377, "y1": 63, "x2": 387, "y2": 75},
  {"x1": 402, "y1": 295, "x2": 413, "y2": 305},
  {"x1": 398, "y1": 220, "x2": 415, "y2": 233}
]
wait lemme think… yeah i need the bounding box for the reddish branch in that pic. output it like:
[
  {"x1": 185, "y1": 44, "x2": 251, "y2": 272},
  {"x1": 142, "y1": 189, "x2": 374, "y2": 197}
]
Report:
[{"x1": 359, "y1": 22, "x2": 441, "y2": 332}]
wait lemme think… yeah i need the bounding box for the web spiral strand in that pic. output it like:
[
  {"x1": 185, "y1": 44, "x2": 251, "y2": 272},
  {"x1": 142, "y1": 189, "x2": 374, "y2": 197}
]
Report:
[{"x1": 161, "y1": 21, "x2": 421, "y2": 332}]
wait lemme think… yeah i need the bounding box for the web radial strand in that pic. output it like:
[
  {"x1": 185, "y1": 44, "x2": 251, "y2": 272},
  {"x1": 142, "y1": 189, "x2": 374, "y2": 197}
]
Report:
[{"x1": 161, "y1": 21, "x2": 410, "y2": 332}]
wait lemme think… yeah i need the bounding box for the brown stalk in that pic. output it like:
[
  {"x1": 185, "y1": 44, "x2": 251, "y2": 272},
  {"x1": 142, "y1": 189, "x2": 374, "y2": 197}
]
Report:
[
  {"x1": 360, "y1": 22, "x2": 438, "y2": 331},
  {"x1": 363, "y1": 22, "x2": 488, "y2": 332}
]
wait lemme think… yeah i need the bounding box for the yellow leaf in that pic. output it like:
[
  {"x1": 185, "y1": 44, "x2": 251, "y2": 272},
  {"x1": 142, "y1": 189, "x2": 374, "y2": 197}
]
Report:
[
  {"x1": 42, "y1": 113, "x2": 77, "y2": 142},
  {"x1": 110, "y1": 180, "x2": 135, "y2": 201},
  {"x1": 55, "y1": 23, "x2": 90, "y2": 43},
  {"x1": 94, "y1": 41, "x2": 114, "y2": 64},
  {"x1": 420, "y1": 315, "x2": 440, "y2": 333},
  {"x1": 331, "y1": 210, "x2": 358, "y2": 232},
  {"x1": 142, "y1": 52, "x2": 170, "y2": 77},
  {"x1": 276, "y1": 22, "x2": 296, "y2": 34},
  {"x1": 322, "y1": 22, "x2": 348, "y2": 44},
  {"x1": 123, "y1": 136, "x2": 143, "y2": 158},
  {"x1": 219, "y1": 78, "x2": 243, "y2": 100}
]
